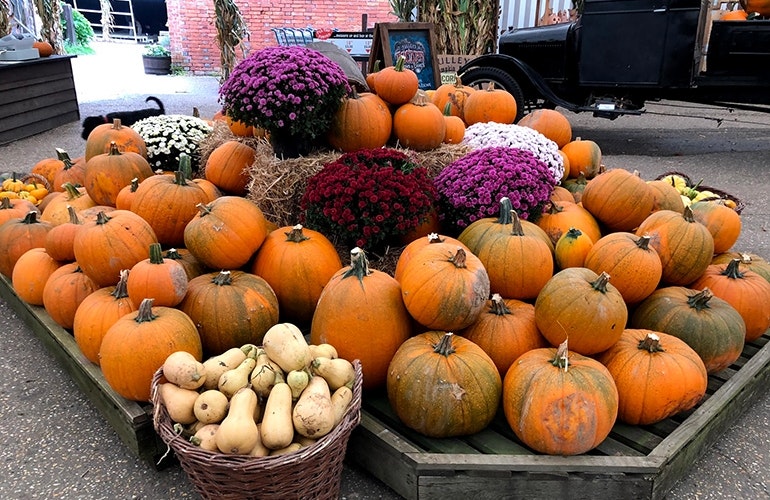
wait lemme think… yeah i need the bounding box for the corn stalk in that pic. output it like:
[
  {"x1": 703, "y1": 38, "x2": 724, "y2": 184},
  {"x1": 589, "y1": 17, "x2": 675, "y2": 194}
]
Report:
[
  {"x1": 0, "y1": 0, "x2": 10, "y2": 37},
  {"x1": 33, "y1": 0, "x2": 64, "y2": 53},
  {"x1": 99, "y1": 0, "x2": 112, "y2": 40},
  {"x1": 389, "y1": 0, "x2": 418, "y2": 22},
  {"x1": 213, "y1": 0, "x2": 250, "y2": 83},
  {"x1": 417, "y1": 0, "x2": 500, "y2": 55}
]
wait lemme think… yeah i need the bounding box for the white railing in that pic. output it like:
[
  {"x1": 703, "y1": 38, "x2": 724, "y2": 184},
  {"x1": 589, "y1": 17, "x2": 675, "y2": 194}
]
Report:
[{"x1": 499, "y1": 0, "x2": 576, "y2": 33}]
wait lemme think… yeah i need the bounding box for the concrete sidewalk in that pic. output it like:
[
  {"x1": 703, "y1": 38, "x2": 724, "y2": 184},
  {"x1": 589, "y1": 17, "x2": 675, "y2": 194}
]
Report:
[{"x1": 0, "y1": 40, "x2": 769, "y2": 499}]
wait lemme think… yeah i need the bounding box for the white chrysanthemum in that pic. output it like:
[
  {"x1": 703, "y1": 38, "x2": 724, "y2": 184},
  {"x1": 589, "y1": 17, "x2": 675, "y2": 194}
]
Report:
[
  {"x1": 463, "y1": 122, "x2": 564, "y2": 181},
  {"x1": 132, "y1": 114, "x2": 213, "y2": 170}
]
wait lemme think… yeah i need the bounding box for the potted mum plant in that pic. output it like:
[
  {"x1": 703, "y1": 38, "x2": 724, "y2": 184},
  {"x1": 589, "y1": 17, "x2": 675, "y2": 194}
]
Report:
[
  {"x1": 218, "y1": 45, "x2": 350, "y2": 158},
  {"x1": 142, "y1": 43, "x2": 171, "y2": 75}
]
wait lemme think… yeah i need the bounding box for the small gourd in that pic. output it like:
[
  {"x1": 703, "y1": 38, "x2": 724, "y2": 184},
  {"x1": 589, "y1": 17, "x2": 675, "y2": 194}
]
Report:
[
  {"x1": 193, "y1": 389, "x2": 230, "y2": 424},
  {"x1": 190, "y1": 424, "x2": 220, "y2": 452}
]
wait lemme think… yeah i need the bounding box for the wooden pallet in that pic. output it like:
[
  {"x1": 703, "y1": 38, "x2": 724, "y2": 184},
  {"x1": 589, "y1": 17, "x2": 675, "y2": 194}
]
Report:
[{"x1": 1, "y1": 273, "x2": 769, "y2": 497}]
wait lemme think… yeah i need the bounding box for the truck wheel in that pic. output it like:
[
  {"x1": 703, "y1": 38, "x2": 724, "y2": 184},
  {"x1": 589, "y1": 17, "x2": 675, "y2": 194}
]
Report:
[{"x1": 460, "y1": 67, "x2": 526, "y2": 122}]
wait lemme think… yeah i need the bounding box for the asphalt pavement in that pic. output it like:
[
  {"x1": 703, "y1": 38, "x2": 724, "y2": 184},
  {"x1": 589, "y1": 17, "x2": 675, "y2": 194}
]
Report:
[{"x1": 0, "y1": 41, "x2": 769, "y2": 499}]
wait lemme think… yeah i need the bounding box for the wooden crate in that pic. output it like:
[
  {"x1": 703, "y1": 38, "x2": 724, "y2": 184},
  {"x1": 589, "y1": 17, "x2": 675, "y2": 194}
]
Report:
[{"x1": 348, "y1": 332, "x2": 770, "y2": 500}]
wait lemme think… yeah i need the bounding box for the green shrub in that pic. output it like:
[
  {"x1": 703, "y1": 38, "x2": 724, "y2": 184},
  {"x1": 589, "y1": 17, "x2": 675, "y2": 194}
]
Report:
[{"x1": 60, "y1": 1, "x2": 94, "y2": 46}]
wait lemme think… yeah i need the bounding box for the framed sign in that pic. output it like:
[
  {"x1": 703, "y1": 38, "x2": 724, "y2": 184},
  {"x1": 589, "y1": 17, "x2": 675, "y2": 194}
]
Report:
[{"x1": 369, "y1": 22, "x2": 441, "y2": 90}]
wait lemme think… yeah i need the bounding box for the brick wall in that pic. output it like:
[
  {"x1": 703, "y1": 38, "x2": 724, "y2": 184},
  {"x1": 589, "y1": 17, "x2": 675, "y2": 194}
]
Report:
[{"x1": 166, "y1": 0, "x2": 397, "y2": 76}]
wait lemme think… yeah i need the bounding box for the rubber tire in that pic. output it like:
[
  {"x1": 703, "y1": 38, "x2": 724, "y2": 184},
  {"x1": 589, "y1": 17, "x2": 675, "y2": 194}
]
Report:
[{"x1": 460, "y1": 66, "x2": 526, "y2": 122}]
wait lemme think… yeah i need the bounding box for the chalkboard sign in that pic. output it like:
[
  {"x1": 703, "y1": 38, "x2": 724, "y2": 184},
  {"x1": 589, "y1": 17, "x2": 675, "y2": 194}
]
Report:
[{"x1": 369, "y1": 22, "x2": 441, "y2": 90}]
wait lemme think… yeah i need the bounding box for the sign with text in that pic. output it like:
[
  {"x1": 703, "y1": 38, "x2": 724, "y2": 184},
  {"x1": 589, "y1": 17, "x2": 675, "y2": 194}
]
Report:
[{"x1": 314, "y1": 31, "x2": 372, "y2": 58}]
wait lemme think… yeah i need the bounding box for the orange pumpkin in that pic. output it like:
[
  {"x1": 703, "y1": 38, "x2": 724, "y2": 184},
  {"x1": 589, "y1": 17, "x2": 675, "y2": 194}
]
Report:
[
  {"x1": 636, "y1": 206, "x2": 715, "y2": 286},
  {"x1": 596, "y1": 329, "x2": 707, "y2": 425},
  {"x1": 534, "y1": 268, "x2": 628, "y2": 355},
  {"x1": 327, "y1": 90, "x2": 393, "y2": 152},
  {"x1": 99, "y1": 298, "x2": 203, "y2": 402},
  {"x1": 84, "y1": 118, "x2": 147, "y2": 161},
  {"x1": 11, "y1": 247, "x2": 62, "y2": 305},
  {"x1": 40, "y1": 183, "x2": 97, "y2": 226},
  {"x1": 42, "y1": 262, "x2": 100, "y2": 329},
  {"x1": 0, "y1": 211, "x2": 53, "y2": 278},
  {"x1": 398, "y1": 242, "x2": 490, "y2": 331},
  {"x1": 51, "y1": 151, "x2": 87, "y2": 191},
  {"x1": 126, "y1": 243, "x2": 189, "y2": 308},
  {"x1": 690, "y1": 259, "x2": 770, "y2": 342},
  {"x1": 630, "y1": 287, "x2": 746, "y2": 374},
  {"x1": 689, "y1": 200, "x2": 742, "y2": 254},
  {"x1": 33, "y1": 40, "x2": 54, "y2": 57},
  {"x1": 373, "y1": 55, "x2": 419, "y2": 106},
  {"x1": 73, "y1": 269, "x2": 138, "y2": 365},
  {"x1": 251, "y1": 224, "x2": 343, "y2": 326},
  {"x1": 460, "y1": 294, "x2": 548, "y2": 376},
  {"x1": 114, "y1": 178, "x2": 141, "y2": 210},
  {"x1": 393, "y1": 92, "x2": 446, "y2": 151},
  {"x1": 517, "y1": 109, "x2": 572, "y2": 148},
  {"x1": 535, "y1": 200, "x2": 602, "y2": 245},
  {"x1": 0, "y1": 197, "x2": 39, "y2": 226},
  {"x1": 177, "y1": 270, "x2": 279, "y2": 357},
  {"x1": 203, "y1": 140, "x2": 256, "y2": 196},
  {"x1": 30, "y1": 148, "x2": 70, "y2": 186},
  {"x1": 581, "y1": 168, "x2": 655, "y2": 232},
  {"x1": 554, "y1": 227, "x2": 594, "y2": 269},
  {"x1": 562, "y1": 139, "x2": 602, "y2": 179},
  {"x1": 310, "y1": 248, "x2": 412, "y2": 391},
  {"x1": 73, "y1": 210, "x2": 158, "y2": 288},
  {"x1": 163, "y1": 247, "x2": 206, "y2": 281},
  {"x1": 647, "y1": 179, "x2": 686, "y2": 213},
  {"x1": 721, "y1": 8, "x2": 748, "y2": 20},
  {"x1": 441, "y1": 102, "x2": 466, "y2": 144},
  {"x1": 183, "y1": 196, "x2": 269, "y2": 270},
  {"x1": 387, "y1": 332, "x2": 502, "y2": 437},
  {"x1": 43, "y1": 205, "x2": 82, "y2": 262},
  {"x1": 562, "y1": 171, "x2": 588, "y2": 203},
  {"x1": 394, "y1": 232, "x2": 469, "y2": 283},
  {"x1": 711, "y1": 251, "x2": 770, "y2": 284},
  {"x1": 462, "y1": 82, "x2": 518, "y2": 126},
  {"x1": 431, "y1": 75, "x2": 477, "y2": 120},
  {"x1": 84, "y1": 142, "x2": 154, "y2": 206},
  {"x1": 503, "y1": 341, "x2": 618, "y2": 456},
  {"x1": 549, "y1": 185, "x2": 574, "y2": 204},
  {"x1": 740, "y1": 0, "x2": 770, "y2": 16},
  {"x1": 583, "y1": 232, "x2": 663, "y2": 304}
]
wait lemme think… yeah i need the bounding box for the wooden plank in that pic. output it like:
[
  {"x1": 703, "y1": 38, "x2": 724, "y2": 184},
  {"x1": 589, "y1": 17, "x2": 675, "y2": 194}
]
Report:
[
  {"x1": 0, "y1": 93, "x2": 80, "y2": 130},
  {"x1": 0, "y1": 276, "x2": 163, "y2": 462}
]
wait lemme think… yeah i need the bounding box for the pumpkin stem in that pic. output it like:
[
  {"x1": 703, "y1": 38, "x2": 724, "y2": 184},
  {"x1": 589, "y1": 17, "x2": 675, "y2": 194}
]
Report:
[
  {"x1": 108, "y1": 141, "x2": 122, "y2": 156},
  {"x1": 394, "y1": 55, "x2": 407, "y2": 72},
  {"x1": 721, "y1": 258, "x2": 745, "y2": 280},
  {"x1": 134, "y1": 298, "x2": 157, "y2": 323},
  {"x1": 638, "y1": 332, "x2": 666, "y2": 352},
  {"x1": 564, "y1": 227, "x2": 582, "y2": 239},
  {"x1": 148, "y1": 243, "x2": 165, "y2": 265},
  {"x1": 489, "y1": 293, "x2": 512, "y2": 316},
  {"x1": 448, "y1": 247, "x2": 468, "y2": 268},
  {"x1": 129, "y1": 177, "x2": 140, "y2": 193},
  {"x1": 686, "y1": 287, "x2": 715, "y2": 311},
  {"x1": 55, "y1": 148, "x2": 76, "y2": 170},
  {"x1": 341, "y1": 247, "x2": 371, "y2": 284},
  {"x1": 112, "y1": 269, "x2": 131, "y2": 299},
  {"x1": 62, "y1": 182, "x2": 84, "y2": 200},
  {"x1": 95, "y1": 211, "x2": 112, "y2": 225},
  {"x1": 174, "y1": 154, "x2": 193, "y2": 184},
  {"x1": 546, "y1": 201, "x2": 566, "y2": 215},
  {"x1": 165, "y1": 248, "x2": 183, "y2": 261},
  {"x1": 636, "y1": 234, "x2": 652, "y2": 251},
  {"x1": 433, "y1": 332, "x2": 457, "y2": 356},
  {"x1": 195, "y1": 202, "x2": 213, "y2": 217},
  {"x1": 550, "y1": 339, "x2": 570, "y2": 371},
  {"x1": 212, "y1": 270, "x2": 233, "y2": 286},
  {"x1": 65, "y1": 205, "x2": 82, "y2": 225},
  {"x1": 285, "y1": 224, "x2": 310, "y2": 243},
  {"x1": 495, "y1": 197, "x2": 514, "y2": 225},
  {"x1": 590, "y1": 271, "x2": 612, "y2": 293},
  {"x1": 682, "y1": 205, "x2": 696, "y2": 222},
  {"x1": 111, "y1": 118, "x2": 123, "y2": 129},
  {"x1": 509, "y1": 210, "x2": 525, "y2": 237},
  {"x1": 0, "y1": 197, "x2": 11, "y2": 209},
  {"x1": 21, "y1": 210, "x2": 40, "y2": 224}
]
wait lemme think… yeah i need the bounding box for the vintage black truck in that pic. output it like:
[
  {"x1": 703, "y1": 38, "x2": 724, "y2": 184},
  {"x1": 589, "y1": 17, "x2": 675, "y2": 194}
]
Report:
[{"x1": 458, "y1": 0, "x2": 770, "y2": 120}]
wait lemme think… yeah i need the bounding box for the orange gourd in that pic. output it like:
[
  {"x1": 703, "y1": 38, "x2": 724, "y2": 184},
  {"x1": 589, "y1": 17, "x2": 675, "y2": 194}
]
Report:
[
  {"x1": 204, "y1": 140, "x2": 256, "y2": 197},
  {"x1": 310, "y1": 248, "x2": 412, "y2": 391},
  {"x1": 596, "y1": 329, "x2": 707, "y2": 425},
  {"x1": 554, "y1": 227, "x2": 594, "y2": 269}
]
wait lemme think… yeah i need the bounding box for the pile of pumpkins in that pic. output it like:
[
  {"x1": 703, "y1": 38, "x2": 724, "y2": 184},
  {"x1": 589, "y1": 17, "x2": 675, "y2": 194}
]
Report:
[
  {"x1": 2, "y1": 98, "x2": 770, "y2": 458},
  {"x1": 155, "y1": 324, "x2": 357, "y2": 456}
]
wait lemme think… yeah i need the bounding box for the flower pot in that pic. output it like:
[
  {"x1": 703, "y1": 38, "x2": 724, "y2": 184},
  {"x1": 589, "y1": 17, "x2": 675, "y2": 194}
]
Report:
[{"x1": 142, "y1": 55, "x2": 171, "y2": 75}]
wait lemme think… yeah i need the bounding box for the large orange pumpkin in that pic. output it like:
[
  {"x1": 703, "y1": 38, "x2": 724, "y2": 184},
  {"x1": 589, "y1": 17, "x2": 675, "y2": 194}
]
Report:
[
  {"x1": 630, "y1": 286, "x2": 746, "y2": 374},
  {"x1": 42, "y1": 262, "x2": 100, "y2": 329},
  {"x1": 99, "y1": 298, "x2": 203, "y2": 402},
  {"x1": 73, "y1": 269, "x2": 138, "y2": 365},
  {"x1": 394, "y1": 232, "x2": 469, "y2": 283},
  {"x1": 583, "y1": 232, "x2": 663, "y2": 304},
  {"x1": 387, "y1": 331, "x2": 502, "y2": 437},
  {"x1": 177, "y1": 270, "x2": 279, "y2": 357},
  {"x1": 690, "y1": 259, "x2": 770, "y2": 342},
  {"x1": 126, "y1": 243, "x2": 189, "y2": 308},
  {"x1": 581, "y1": 168, "x2": 655, "y2": 232},
  {"x1": 0, "y1": 211, "x2": 53, "y2": 278},
  {"x1": 393, "y1": 92, "x2": 446, "y2": 151},
  {"x1": 73, "y1": 210, "x2": 158, "y2": 288},
  {"x1": 636, "y1": 206, "x2": 715, "y2": 286},
  {"x1": 251, "y1": 224, "x2": 342, "y2": 326},
  {"x1": 310, "y1": 248, "x2": 412, "y2": 391},
  {"x1": 536, "y1": 200, "x2": 602, "y2": 245},
  {"x1": 183, "y1": 196, "x2": 269, "y2": 270},
  {"x1": 517, "y1": 109, "x2": 572, "y2": 148},
  {"x1": 373, "y1": 55, "x2": 419, "y2": 106},
  {"x1": 534, "y1": 267, "x2": 628, "y2": 355},
  {"x1": 596, "y1": 329, "x2": 707, "y2": 425},
  {"x1": 647, "y1": 179, "x2": 686, "y2": 213},
  {"x1": 203, "y1": 140, "x2": 256, "y2": 196},
  {"x1": 84, "y1": 142, "x2": 154, "y2": 206},
  {"x1": 462, "y1": 82, "x2": 518, "y2": 125},
  {"x1": 327, "y1": 90, "x2": 393, "y2": 152},
  {"x1": 40, "y1": 183, "x2": 97, "y2": 226},
  {"x1": 460, "y1": 294, "x2": 548, "y2": 377},
  {"x1": 84, "y1": 118, "x2": 147, "y2": 161},
  {"x1": 503, "y1": 341, "x2": 618, "y2": 456},
  {"x1": 689, "y1": 200, "x2": 742, "y2": 254},
  {"x1": 561, "y1": 138, "x2": 602, "y2": 179}
]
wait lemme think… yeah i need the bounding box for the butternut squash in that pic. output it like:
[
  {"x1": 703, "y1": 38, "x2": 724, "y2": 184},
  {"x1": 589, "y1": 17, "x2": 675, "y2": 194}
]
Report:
[
  {"x1": 249, "y1": 347, "x2": 282, "y2": 398},
  {"x1": 330, "y1": 385, "x2": 354, "y2": 427},
  {"x1": 292, "y1": 375, "x2": 335, "y2": 439},
  {"x1": 162, "y1": 351, "x2": 207, "y2": 390},
  {"x1": 269, "y1": 442, "x2": 302, "y2": 456},
  {"x1": 201, "y1": 346, "x2": 249, "y2": 390},
  {"x1": 260, "y1": 382, "x2": 295, "y2": 450},
  {"x1": 193, "y1": 389, "x2": 229, "y2": 424},
  {"x1": 248, "y1": 424, "x2": 271, "y2": 457},
  {"x1": 215, "y1": 387, "x2": 260, "y2": 454},
  {"x1": 218, "y1": 349, "x2": 258, "y2": 398},
  {"x1": 310, "y1": 356, "x2": 355, "y2": 390},
  {"x1": 262, "y1": 323, "x2": 313, "y2": 372},
  {"x1": 190, "y1": 423, "x2": 220, "y2": 452},
  {"x1": 286, "y1": 368, "x2": 311, "y2": 400},
  {"x1": 309, "y1": 343, "x2": 338, "y2": 359},
  {"x1": 158, "y1": 383, "x2": 199, "y2": 425}
]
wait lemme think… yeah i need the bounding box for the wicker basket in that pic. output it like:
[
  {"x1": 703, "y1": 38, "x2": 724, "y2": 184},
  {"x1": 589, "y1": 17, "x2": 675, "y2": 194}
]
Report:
[
  {"x1": 151, "y1": 360, "x2": 363, "y2": 500},
  {"x1": 655, "y1": 171, "x2": 745, "y2": 214}
]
